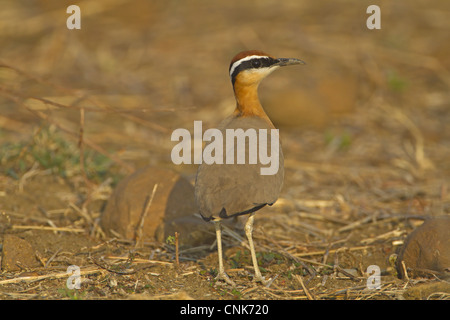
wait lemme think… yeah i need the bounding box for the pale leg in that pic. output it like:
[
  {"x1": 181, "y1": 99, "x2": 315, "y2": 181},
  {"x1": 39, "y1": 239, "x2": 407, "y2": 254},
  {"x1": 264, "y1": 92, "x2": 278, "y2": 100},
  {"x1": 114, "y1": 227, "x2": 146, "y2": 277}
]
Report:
[
  {"x1": 245, "y1": 213, "x2": 267, "y2": 284},
  {"x1": 214, "y1": 220, "x2": 235, "y2": 286}
]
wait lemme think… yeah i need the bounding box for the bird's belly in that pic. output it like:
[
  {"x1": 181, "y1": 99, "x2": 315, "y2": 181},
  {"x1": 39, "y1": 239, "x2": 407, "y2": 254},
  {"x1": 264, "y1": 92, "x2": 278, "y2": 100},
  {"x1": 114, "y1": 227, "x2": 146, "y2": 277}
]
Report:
[{"x1": 195, "y1": 134, "x2": 284, "y2": 219}]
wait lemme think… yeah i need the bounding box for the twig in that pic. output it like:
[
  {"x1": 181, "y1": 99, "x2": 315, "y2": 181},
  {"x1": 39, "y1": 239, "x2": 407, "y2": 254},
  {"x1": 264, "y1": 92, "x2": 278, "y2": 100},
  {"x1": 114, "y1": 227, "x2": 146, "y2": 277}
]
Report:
[
  {"x1": 135, "y1": 184, "x2": 158, "y2": 248},
  {"x1": 379, "y1": 100, "x2": 434, "y2": 170},
  {"x1": 427, "y1": 292, "x2": 450, "y2": 300},
  {"x1": 336, "y1": 212, "x2": 401, "y2": 233},
  {"x1": 175, "y1": 232, "x2": 180, "y2": 267},
  {"x1": 360, "y1": 228, "x2": 406, "y2": 245},
  {"x1": 104, "y1": 256, "x2": 172, "y2": 265},
  {"x1": 294, "y1": 245, "x2": 371, "y2": 258},
  {"x1": 69, "y1": 202, "x2": 93, "y2": 225},
  {"x1": 254, "y1": 228, "x2": 316, "y2": 277},
  {"x1": 0, "y1": 88, "x2": 134, "y2": 173},
  {"x1": 401, "y1": 261, "x2": 410, "y2": 281},
  {"x1": 18, "y1": 163, "x2": 42, "y2": 193},
  {"x1": 295, "y1": 274, "x2": 315, "y2": 300},
  {"x1": 89, "y1": 254, "x2": 136, "y2": 275},
  {"x1": 261, "y1": 286, "x2": 310, "y2": 300},
  {"x1": 0, "y1": 267, "x2": 101, "y2": 285},
  {"x1": 12, "y1": 225, "x2": 85, "y2": 233},
  {"x1": 78, "y1": 107, "x2": 92, "y2": 187},
  {"x1": 45, "y1": 248, "x2": 62, "y2": 268},
  {"x1": 334, "y1": 265, "x2": 359, "y2": 280}
]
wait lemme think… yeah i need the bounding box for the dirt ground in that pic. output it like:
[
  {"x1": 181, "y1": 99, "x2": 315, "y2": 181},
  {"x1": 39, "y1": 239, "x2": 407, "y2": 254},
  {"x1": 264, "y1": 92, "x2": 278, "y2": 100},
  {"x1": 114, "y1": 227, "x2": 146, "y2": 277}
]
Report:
[{"x1": 0, "y1": 0, "x2": 449, "y2": 300}]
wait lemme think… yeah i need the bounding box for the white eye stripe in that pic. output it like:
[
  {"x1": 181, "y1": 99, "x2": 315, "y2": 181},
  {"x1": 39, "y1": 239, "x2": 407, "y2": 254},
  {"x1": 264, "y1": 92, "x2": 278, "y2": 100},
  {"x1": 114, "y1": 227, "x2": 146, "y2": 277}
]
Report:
[
  {"x1": 243, "y1": 67, "x2": 278, "y2": 78},
  {"x1": 229, "y1": 55, "x2": 269, "y2": 78}
]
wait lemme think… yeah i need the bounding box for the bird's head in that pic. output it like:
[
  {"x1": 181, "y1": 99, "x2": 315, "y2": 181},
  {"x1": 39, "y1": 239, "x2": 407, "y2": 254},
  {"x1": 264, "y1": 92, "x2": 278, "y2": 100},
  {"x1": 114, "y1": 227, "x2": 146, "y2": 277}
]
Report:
[{"x1": 229, "y1": 50, "x2": 305, "y2": 87}]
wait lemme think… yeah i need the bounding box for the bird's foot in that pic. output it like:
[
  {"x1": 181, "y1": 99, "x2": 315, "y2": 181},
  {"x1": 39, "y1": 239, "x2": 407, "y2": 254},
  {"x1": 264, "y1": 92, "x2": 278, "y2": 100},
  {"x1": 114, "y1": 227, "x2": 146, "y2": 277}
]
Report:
[
  {"x1": 215, "y1": 272, "x2": 236, "y2": 287},
  {"x1": 253, "y1": 273, "x2": 277, "y2": 287}
]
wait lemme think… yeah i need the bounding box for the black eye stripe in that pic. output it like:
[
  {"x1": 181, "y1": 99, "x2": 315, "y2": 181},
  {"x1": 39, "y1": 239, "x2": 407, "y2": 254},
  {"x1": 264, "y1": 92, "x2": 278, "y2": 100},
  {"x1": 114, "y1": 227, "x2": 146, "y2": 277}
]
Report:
[{"x1": 230, "y1": 57, "x2": 277, "y2": 85}]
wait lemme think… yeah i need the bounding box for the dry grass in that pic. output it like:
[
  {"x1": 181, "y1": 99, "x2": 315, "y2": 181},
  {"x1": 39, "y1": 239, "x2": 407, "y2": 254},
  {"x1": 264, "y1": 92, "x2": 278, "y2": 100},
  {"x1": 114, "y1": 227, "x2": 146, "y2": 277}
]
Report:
[{"x1": 0, "y1": 0, "x2": 449, "y2": 300}]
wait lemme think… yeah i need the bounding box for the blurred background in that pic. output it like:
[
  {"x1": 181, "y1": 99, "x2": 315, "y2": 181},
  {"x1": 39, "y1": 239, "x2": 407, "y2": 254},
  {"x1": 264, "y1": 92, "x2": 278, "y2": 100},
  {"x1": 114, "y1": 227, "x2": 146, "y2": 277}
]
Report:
[
  {"x1": 0, "y1": 0, "x2": 449, "y2": 299},
  {"x1": 1, "y1": 0, "x2": 449, "y2": 179}
]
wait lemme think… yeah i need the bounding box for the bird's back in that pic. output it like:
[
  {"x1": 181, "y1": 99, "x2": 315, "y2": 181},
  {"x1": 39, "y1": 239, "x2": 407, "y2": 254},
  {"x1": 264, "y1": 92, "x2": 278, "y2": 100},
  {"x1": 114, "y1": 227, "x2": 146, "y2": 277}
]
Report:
[{"x1": 195, "y1": 115, "x2": 284, "y2": 221}]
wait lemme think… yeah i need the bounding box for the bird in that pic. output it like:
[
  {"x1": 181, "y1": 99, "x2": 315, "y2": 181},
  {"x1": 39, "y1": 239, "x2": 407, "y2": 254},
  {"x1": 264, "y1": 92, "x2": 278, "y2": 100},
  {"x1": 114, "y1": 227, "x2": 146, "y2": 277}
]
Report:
[{"x1": 195, "y1": 50, "x2": 305, "y2": 286}]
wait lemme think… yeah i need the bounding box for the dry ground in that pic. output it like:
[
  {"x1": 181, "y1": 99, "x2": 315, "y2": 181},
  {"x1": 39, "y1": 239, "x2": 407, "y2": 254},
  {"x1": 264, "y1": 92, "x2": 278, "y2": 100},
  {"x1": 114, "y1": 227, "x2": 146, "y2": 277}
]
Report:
[{"x1": 0, "y1": 0, "x2": 449, "y2": 300}]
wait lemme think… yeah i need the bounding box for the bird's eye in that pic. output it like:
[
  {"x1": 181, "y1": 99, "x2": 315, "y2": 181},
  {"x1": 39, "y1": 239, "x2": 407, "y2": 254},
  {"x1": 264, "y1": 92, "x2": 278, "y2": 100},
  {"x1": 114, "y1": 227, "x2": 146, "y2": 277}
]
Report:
[{"x1": 252, "y1": 60, "x2": 261, "y2": 68}]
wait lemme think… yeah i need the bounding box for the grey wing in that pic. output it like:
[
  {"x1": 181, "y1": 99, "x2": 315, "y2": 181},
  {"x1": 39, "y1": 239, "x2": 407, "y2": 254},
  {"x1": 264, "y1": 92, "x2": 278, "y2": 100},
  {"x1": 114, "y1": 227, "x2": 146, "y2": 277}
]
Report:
[{"x1": 195, "y1": 140, "x2": 284, "y2": 220}]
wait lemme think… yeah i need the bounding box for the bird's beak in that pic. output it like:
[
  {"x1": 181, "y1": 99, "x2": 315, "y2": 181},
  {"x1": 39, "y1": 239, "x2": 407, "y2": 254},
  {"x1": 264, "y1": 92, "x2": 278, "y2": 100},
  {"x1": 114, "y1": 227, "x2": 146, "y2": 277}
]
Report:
[{"x1": 275, "y1": 57, "x2": 306, "y2": 67}]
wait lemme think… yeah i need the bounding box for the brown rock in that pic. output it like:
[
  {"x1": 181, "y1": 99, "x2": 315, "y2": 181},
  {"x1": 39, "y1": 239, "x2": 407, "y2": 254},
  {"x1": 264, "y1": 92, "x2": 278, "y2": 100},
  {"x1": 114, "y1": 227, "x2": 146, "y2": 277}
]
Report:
[
  {"x1": 263, "y1": 68, "x2": 358, "y2": 129},
  {"x1": 264, "y1": 89, "x2": 327, "y2": 128},
  {"x1": 100, "y1": 166, "x2": 212, "y2": 246},
  {"x1": 1, "y1": 234, "x2": 40, "y2": 271},
  {"x1": 402, "y1": 281, "x2": 450, "y2": 300},
  {"x1": 396, "y1": 216, "x2": 450, "y2": 279}
]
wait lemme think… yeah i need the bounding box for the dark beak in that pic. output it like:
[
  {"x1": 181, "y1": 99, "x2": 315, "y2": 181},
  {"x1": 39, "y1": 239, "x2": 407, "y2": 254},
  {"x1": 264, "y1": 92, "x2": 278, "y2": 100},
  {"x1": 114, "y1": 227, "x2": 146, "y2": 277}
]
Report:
[{"x1": 276, "y1": 57, "x2": 306, "y2": 67}]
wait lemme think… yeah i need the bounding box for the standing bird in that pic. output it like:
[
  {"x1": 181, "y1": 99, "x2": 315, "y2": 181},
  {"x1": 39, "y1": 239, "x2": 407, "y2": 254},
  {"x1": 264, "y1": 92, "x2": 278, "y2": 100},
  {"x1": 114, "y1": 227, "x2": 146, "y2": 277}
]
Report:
[{"x1": 195, "y1": 50, "x2": 305, "y2": 285}]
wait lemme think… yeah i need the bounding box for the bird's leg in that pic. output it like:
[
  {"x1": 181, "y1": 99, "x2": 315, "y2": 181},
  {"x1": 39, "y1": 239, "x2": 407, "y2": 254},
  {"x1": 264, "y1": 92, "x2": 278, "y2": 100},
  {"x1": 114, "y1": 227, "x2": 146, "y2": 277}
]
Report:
[
  {"x1": 245, "y1": 213, "x2": 268, "y2": 284},
  {"x1": 213, "y1": 220, "x2": 236, "y2": 286}
]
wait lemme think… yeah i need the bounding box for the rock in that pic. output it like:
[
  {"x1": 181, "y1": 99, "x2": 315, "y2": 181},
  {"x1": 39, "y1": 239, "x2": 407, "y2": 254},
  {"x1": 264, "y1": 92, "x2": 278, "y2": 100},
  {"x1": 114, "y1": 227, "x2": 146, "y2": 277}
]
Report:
[
  {"x1": 263, "y1": 68, "x2": 358, "y2": 129},
  {"x1": 100, "y1": 166, "x2": 212, "y2": 246},
  {"x1": 1, "y1": 234, "x2": 41, "y2": 271},
  {"x1": 264, "y1": 89, "x2": 327, "y2": 128},
  {"x1": 396, "y1": 216, "x2": 450, "y2": 279},
  {"x1": 401, "y1": 281, "x2": 450, "y2": 300}
]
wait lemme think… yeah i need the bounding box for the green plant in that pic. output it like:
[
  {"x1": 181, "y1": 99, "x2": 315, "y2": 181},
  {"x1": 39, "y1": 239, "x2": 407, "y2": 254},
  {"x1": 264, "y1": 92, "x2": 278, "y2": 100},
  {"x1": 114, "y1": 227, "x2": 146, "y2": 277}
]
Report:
[
  {"x1": 58, "y1": 288, "x2": 86, "y2": 300},
  {"x1": 230, "y1": 250, "x2": 244, "y2": 269},
  {"x1": 231, "y1": 288, "x2": 242, "y2": 299},
  {"x1": 324, "y1": 130, "x2": 352, "y2": 150},
  {"x1": 0, "y1": 125, "x2": 113, "y2": 181},
  {"x1": 165, "y1": 235, "x2": 176, "y2": 245},
  {"x1": 386, "y1": 69, "x2": 408, "y2": 92}
]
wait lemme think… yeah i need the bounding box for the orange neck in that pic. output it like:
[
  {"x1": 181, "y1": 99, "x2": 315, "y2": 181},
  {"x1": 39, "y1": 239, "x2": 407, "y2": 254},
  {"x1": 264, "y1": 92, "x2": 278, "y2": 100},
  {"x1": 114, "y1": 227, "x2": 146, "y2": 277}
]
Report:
[{"x1": 232, "y1": 82, "x2": 273, "y2": 127}]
